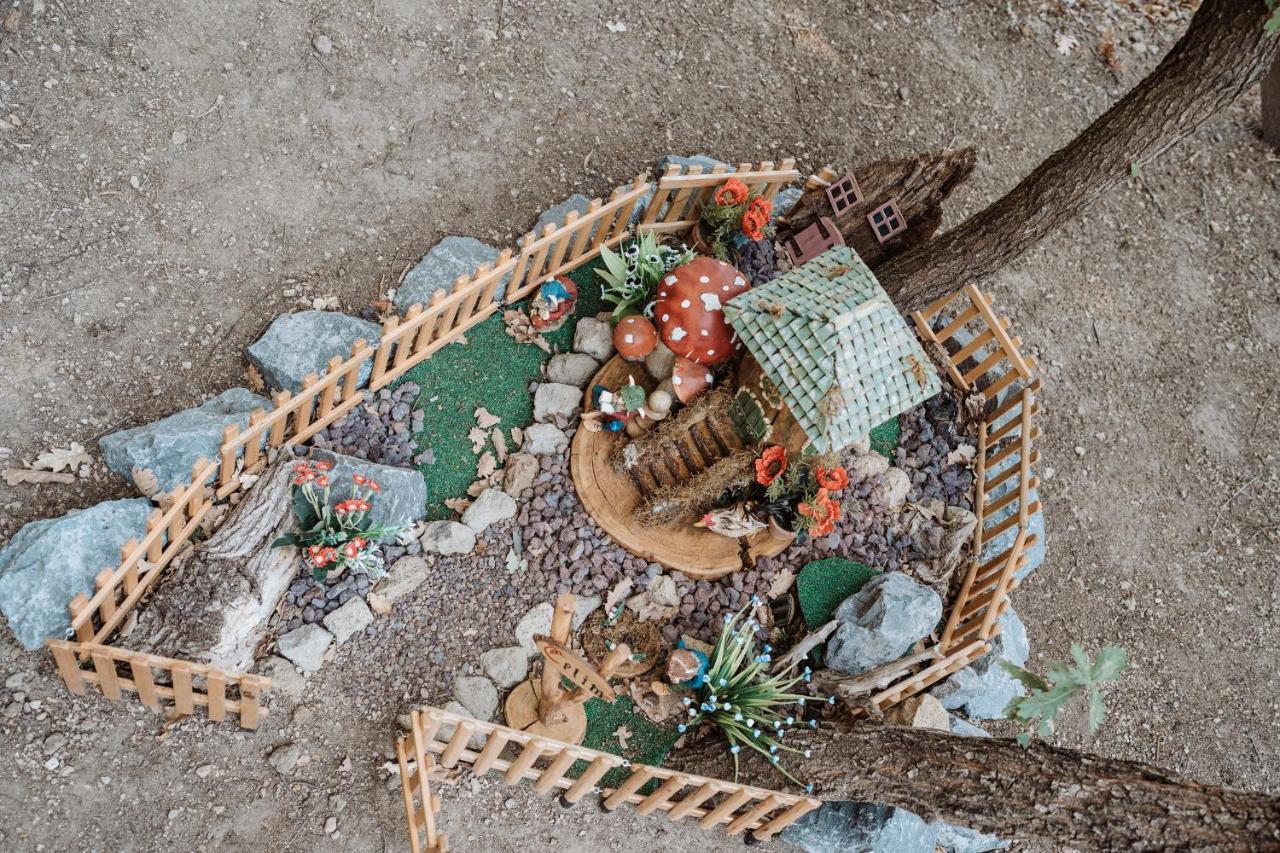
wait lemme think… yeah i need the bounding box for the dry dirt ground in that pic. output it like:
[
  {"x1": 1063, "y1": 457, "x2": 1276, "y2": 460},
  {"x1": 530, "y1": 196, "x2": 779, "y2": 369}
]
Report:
[{"x1": 0, "y1": 1, "x2": 1277, "y2": 851}]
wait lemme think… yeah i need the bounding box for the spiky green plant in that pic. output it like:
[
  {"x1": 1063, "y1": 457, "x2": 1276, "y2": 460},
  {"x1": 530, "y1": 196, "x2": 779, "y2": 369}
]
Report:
[
  {"x1": 676, "y1": 600, "x2": 829, "y2": 790},
  {"x1": 1000, "y1": 644, "x2": 1128, "y2": 747},
  {"x1": 595, "y1": 232, "x2": 692, "y2": 320}
]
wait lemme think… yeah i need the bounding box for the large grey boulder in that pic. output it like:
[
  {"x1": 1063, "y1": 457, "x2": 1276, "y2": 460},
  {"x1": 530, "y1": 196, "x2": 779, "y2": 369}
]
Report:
[
  {"x1": 825, "y1": 573, "x2": 942, "y2": 675},
  {"x1": 395, "y1": 236, "x2": 502, "y2": 313},
  {"x1": 100, "y1": 388, "x2": 269, "y2": 492},
  {"x1": 0, "y1": 498, "x2": 153, "y2": 650},
  {"x1": 307, "y1": 449, "x2": 427, "y2": 539},
  {"x1": 931, "y1": 609, "x2": 1029, "y2": 719},
  {"x1": 781, "y1": 802, "x2": 938, "y2": 853},
  {"x1": 573, "y1": 317, "x2": 614, "y2": 362},
  {"x1": 453, "y1": 675, "x2": 498, "y2": 720},
  {"x1": 535, "y1": 193, "x2": 591, "y2": 231},
  {"x1": 247, "y1": 311, "x2": 380, "y2": 394}
]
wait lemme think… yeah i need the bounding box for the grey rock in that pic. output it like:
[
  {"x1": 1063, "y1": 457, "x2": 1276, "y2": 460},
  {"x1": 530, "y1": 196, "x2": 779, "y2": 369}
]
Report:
[
  {"x1": 419, "y1": 520, "x2": 475, "y2": 555},
  {"x1": 322, "y1": 597, "x2": 373, "y2": 644},
  {"x1": 936, "y1": 822, "x2": 1009, "y2": 853},
  {"x1": 396, "y1": 236, "x2": 502, "y2": 312},
  {"x1": 437, "y1": 701, "x2": 486, "y2": 749},
  {"x1": 522, "y1": 423, "x2": 568, "y2": 456},
  {"x1": 453, "y1": 675, "x2": 498, "y2": 720},
  {"x1": 534, "y1": 193, "x2": 591, "y2": 231},
  {"x1": 0, "y1": 498, "x2": 153, "y2": 650},
  {"x1": 268, "y1": 743, "x2": 303, "y2": 775},
  {"x1": 546, "y1": 353, "x2": 599, "y2": 387},
  {"x1": 781, "y1": 801, "x2": 938, "y2": 853},
  {"x1": 461, "y1": 488, "x2": 517, "y2": 533},
  {"x1": 246, "y1": 311, "x2": 380, "y2": 393},
  {"x1": 773, "y1": 185, "x2": 804, "y2": 219},
  {"x1": 572, "y1": 317, "x2": 613, "y2": 361},
  {"x1": 368, "y1": 556, "x2": 429, "y2": 613},
  {"x1": 572, "y1": 595, "x2": 601, "y2": 631},
  {"x1": 100, "y1": 388, "x2": 269, "y2": 492},
  {"x1": 514, "y1": 602, "x2": 553, "y2": 656},
  {"x1": 932, "y1": 609, "x2": 1029, "y2": 719},
  {"x1": 479, "y1": 646, "x2": 528, "y2": 689},
  {"x1": 947, "y1": 713, "x2": 991, "y2": 738},
  {"x1": 307, "y1": 449, "x2": 427, "y2": 538},
  {"x1": 533, "y1": 383, "x2": 582, "y2": 422},
  {"x1": 260, "y1": 656, "x2": 306, "y2": 702},
  {"x1": 502, "y1": 453, "x2": 539, "y2": 495},
  {"x1": 826, "y1": 573, "x2": 942, "y2": 675},
  {"x1": 276, "y1": 624, "x2": 333, "y2": 673}
]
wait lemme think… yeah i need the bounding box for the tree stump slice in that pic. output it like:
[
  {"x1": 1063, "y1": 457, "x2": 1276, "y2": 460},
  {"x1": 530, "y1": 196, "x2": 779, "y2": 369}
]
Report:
[
  {"x1": 503, "y1": 679, "x2": 587, "y2": 744},
  {"x1": 569, "y1": 356, "x2": 790, "y2": 580}
]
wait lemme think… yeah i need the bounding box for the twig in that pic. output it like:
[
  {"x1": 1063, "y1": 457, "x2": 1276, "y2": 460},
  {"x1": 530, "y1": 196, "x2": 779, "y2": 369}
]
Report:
[{"x1": 1247, "y1": 386, "x2": 1275, "y2": 441}]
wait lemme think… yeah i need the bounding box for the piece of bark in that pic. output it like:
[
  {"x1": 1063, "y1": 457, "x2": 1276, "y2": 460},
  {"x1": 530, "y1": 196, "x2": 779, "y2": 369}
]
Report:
[
  {"x1": 779, "y1": 147, "x2": 977, "y2": 271},
  {"x1": 132, "y1": 459, "x2": 299, "y2": 672}
]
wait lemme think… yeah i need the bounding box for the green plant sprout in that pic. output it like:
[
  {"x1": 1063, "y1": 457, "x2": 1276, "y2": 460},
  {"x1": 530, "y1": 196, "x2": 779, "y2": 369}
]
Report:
[
  {"x1": 1000, "y1": 644, "x2": 1128, "y2": 747},
  {"x1": 677, "y1": 599, "x2": 831, "y2": 790},
  {"x1": 595, "y1": 232, "x2": 692, "y2": 320}
]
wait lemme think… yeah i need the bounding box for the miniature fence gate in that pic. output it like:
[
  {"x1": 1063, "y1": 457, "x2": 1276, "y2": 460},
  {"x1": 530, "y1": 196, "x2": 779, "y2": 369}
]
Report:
[{"x1": 395, "y1": 706, "x2": 820, "y2": 850}]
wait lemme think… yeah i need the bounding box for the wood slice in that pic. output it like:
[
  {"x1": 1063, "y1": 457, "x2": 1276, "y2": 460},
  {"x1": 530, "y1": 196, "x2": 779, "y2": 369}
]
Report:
[
  {"x1": 570, "y1": 356, "x2": 791, "y2": 580},
  {"x1": 503, "y1": 679, "x2": 587, "y2": 744}
]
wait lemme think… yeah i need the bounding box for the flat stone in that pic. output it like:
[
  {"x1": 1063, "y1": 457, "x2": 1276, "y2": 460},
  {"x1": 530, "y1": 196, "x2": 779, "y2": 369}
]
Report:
[
  {"x1": 825, "y1": 573, "x2": 942, "y2": 675},
  {"x1": 419, "y1": 520, "x2": 475, "y2": 555},
  {"x1": 453, "y1": 675, "x2": 498, "y2": 720},
  {"x1": 438, "y1": 701, "x2": 486, "y2": 749},
  {"x1": 572, "y1": 595, "x2": 601, "y2": 631},
  {"x1": 367, "y1": 556, "x2": 429, "y2": 614},
  {"x1": 395, "y1": 236, "x2": 502, "y2": 313},
  {"x1": 461, "y1": 488, "x2": 516, "y2": 533},
  {"x1": 276, "y1": 624, "x2": 333, "y2": 673},
  {"x1": 533, "y1": 383, "x2": 582, "y2": 422},
  {"x1": 932, "y1": 609, "x2": 1030, "y2": 719},
  {"x1": 773, "y1": 185, "x2": 803, "y2": 219},
  {"x1": 534, "y1": 193, "x2": 591, "y2": 231},
  {"x1": 572, "y1": 317, "x2": 613, "y2": 362},
  {"x1": 546, "y1": 353, "x2": 599, "y2": 387},
  {"x1": 479, "y1": 646, "x2": 528, "y2": 689},
  {"x1": 246, "y1": 311, "x2": 381, "y2": 393},
  {"x1": 307, "y1": 449, "x2": 427, "y2": 539},
  {"x1": 781, "y1": 801, "x2": 938, "y2": 853},
  {"x1": 99, "y1": 388, "x2": 269, "y2": 492},
  {"x1": 502, "y1": 453, "x2": 539, "y2": 495},
  {"x1": 268, "y1": 743, "x2": 303, "y2": 775},
  {"x1": 259, "y1": 656, "x2": 306, "y2": 702},
  {"x1": 522, "y1": 423, "x2": 568, "y2": 456},
  {"x1": 947, "y1": 713, "x2": 991, "y2": 738},
  {"x1": 322, "y1": 597, "x2": 373, "y2": 644},
  {"x1": 884, "y1": 693, "x2": 950, "y2": 731},
  {"x1": 0, "y1": 498, "x2": 152, "y2": 650},
  {"x1": 514, "y1": 602, "x2": 553, "y2": 656}
]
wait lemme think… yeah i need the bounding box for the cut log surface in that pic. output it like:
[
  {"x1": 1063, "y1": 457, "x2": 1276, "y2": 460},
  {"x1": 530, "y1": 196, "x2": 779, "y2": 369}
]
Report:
[{"x1": 132, "y1": 459, "x2": 300, "y2": 672}]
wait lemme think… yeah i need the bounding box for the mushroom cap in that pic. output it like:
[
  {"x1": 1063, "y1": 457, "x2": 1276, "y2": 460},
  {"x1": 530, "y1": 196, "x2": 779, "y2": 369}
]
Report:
[
  {"x1": 653, "y1": 256, "x2": 749, "y2": 365},
  {"x1": 613, "y1": 315, "x2": 658, "y2": 361},
  {"x1": 670, "y1": 356, "x2": 714, "y2": 404}
]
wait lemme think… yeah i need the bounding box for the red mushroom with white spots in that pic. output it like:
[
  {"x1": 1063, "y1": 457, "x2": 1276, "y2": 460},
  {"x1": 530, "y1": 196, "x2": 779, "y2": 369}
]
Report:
[
  {"x1": 670, "y1": 355, "x2": 715, "y2": 403},
  {"x1": 653, "y1": 256, "x2": 749, "y2": 365},
  {"x1": 613, "y1": 315, "x2": 658, "y2": 362}
]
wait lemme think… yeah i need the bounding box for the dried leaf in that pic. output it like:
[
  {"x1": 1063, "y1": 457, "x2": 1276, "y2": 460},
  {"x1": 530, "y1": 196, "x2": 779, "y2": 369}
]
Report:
[
  {"x1": 34, "y1": 443, "x2": 90, "y2": 473},
  {"x1": 476, "y1": 452, "x2": 497, "y2": 480},
  {"x1": 131, "y1": 466, "x2": 162, "y2": 497},
  {"x1": 767, "y1": 568, "x2": 796, "y2": 600},
  {"x1": 504, "y1": 548, "x2": 527, "y2": 574},
  {"x1": 491, "y1": 428, "x2": 508, "y2": 463},
  {"x1": 604, "y1": 577, "x2": 633, "y2": 618},
  {"x1": 511, "y1": 427, "x2": 524, "y2": 450},
  {"x1": 245, "y1": 363, "x2": 265, "y2": 392},
  {"x1": 445, "y1": 497, "x2": 472, "y2": 514},
  {"x1": 465, "y1": 480, "x2": 487, "y2": 497},
  {"x1": 613, "y1": 724, "x2": 632, "y2": 749},
  {"x1": 1055, "y1": 33, "x2": 1077, "y2": 56},
  {"x1": 475, "y1": 407, "x2": 501, "y2": 429},
  {"x1": 467, "y1": 427, "x2": 488, "y2": 454},
  {"x1": 1099, "y1": 29, "x2": 1123, "y2": 73},
  {"x1": 3, "y1": 469, "x2": 75, "y2": 486},
  {"x1": 503, "y1": 309, "x2": 552, "y2": 354},
  {"x1": 945, "y1": 444, "x2": 977, "y2": 467}
]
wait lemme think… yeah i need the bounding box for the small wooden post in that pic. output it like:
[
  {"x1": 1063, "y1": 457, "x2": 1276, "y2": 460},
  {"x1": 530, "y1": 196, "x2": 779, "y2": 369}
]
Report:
[
  {"x1": 1264, "y1": 55, "x2": 1280, "y2": 148},
  {"x1": 536, "y1": 594, "x2": 577, "y2": 723}
]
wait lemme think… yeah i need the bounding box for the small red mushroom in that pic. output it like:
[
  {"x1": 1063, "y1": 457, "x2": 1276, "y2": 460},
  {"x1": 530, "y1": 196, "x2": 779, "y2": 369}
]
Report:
[
  {"x1": 653, "y1": 256, "x2": 749, "y2": 365},
  {"x1": 613, "y1": 315, "x2": 658, "y2": 362},
  {"x1": 671, "y1": 356, "x2": 714, "y2": 404}
]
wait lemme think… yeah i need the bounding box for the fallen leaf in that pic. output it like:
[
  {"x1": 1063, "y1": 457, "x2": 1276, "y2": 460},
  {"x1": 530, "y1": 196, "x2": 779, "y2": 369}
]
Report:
[
  {"x1": 465, "y1": 480, "x2": 487, "y2": 497},
  {"x1": 245, "y1": 363, "x2": 265, "y2": 392},
  {"x1": 604, "y1": 577, "x2": 634, "y2": 619},
  {"x1": 467, "y1": 427, "x2": 488, "y2": 454},
  {"x1": 945, "y1": 444, "x2": 977, "y2": 467},
  {"x1": 474, "y1": 407, "x2": 501, "y2": 429},
  {"x1": 3, "y1": 469, "x2": 75, "y2": 486},
  {"x1": 767, "y1": 568, "x2": 797, "y2": 600},
  {"x1": 1098, "y1": 29, "x2": 1123, "y2": 72},
  {"x1": 131, "y1": 466, "x2": 162, "y2": 498},
  {"x1": 476, "y1": 451, "x2": 497, "y2": 480},
  {"x1": 445, "y1": 497, "x2": 472, "y2": 514},
  {"x1": 491, "y1": 428, "x2": 508, "y2": 463},
  {"x1": 34, "y1": 443, "x2": 90, "y2": 473},
  {"x1": 502, "y1": 309, "x2": 552, "y2": 353},
  {"x1": 504, "y1": 548, "x2": 527, "y2": 574},
  {"x1": 1055, "y1": 33, "x2": 1078, "y2": 56},
  {"x1": 613, "y1": 724, "x2": 632, "y2": 749},
  {"x1": 510, "y1": 427, "x2": 524, "y2": 449}
]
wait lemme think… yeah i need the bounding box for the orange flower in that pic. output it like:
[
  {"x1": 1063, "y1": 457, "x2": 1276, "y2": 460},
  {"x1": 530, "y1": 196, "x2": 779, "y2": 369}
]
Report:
[
  {"x1": 365, "y1": 479, "x2": 381, "y2": 493},
  {"x1": 816, "y1": 466, "x2": 849, "y2": 491},
  {"x1": 292, "y1": 463, "x2": 316, "y2": 485},
  {"x1": 741, "y1": 207, "x2": 769, "y2": 241},
  {"x1": 314, "y1": 461, "x2": 334, "y2": 472},
  {"x1": 798, "y1": 492, "x2": 842, "y2": 536},
  {"x1": 315, "y1": 474, "x2": 330, "y2": 488},
  {"x1": 714, "y1": 177, "x2": 749, "y2": 206},
  {"x1": 343, "y1": 541, "x2": 362, "y2": 559},
  {"x1": 755, "y1": 445, "x2": 788, "y2": 486},
  {"x1": 747, "y1": 196, "x2": 772, "y2": 219},
  {"x1": 352, "y1": 473, "x2": 367, "y2": 486}
]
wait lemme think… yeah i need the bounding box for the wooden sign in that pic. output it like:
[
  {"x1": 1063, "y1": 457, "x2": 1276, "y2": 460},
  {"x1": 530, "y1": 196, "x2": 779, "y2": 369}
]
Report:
[{"x1": 533, "y1": 635, "x2": 616, "y2": 702}]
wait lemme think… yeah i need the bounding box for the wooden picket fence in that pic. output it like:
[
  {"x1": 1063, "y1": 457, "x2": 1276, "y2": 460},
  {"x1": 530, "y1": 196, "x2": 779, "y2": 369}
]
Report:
[
  {"x1": 637, "y1": 160, "x2": 801, "y2": 235},
  {"x1": 395, "y1": 706, "x2": 820, "y2": 850},
  {"x1": 398, "y1": 715, "x2": 448, "y2": 853}
]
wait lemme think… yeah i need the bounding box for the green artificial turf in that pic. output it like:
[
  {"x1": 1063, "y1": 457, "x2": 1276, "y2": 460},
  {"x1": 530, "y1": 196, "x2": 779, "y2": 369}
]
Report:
[
  {"x1": 395, "y1": 262, "x2": 605, "y2": 519},
  {"x1": 870, "y1": 417, "x2": 900, "y2": 459},
  {"x1": 580, "y1": 695, "x2": 683, "y2": 792},
  {"x1": 796, "y1": 558, "x2": 881, "y2": 628}
]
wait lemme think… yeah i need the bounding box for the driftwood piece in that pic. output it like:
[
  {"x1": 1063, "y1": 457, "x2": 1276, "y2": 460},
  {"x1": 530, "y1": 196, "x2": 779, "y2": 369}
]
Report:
[
  {"x1": 779, "y1": 148, "x2": 977, "y2": 271},
  {"x1": 132, "y1": 459, "x2": 300, "y2": 672}
]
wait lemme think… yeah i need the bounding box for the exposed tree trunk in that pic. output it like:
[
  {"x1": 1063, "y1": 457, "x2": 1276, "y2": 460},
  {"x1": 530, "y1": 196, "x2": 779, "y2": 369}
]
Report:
[
  {"x1": 671, "y1": 722, "x2": 1280, "y2": 851},
  {"x1": 132, "y1": 460, "x2": 299, "y2": 672},
  {"x1": 878, "y1": 0, "x2": 1280, "y2": 312}
]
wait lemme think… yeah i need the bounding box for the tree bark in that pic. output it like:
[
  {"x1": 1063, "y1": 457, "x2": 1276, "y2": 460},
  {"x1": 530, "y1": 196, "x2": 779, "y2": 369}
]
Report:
[
  {"x1": 671, "y1": 722, "x2": 1280, "y2": 851},
  {"x1": 879, "y1": 0, "x2": 1280, "y2": 312}
]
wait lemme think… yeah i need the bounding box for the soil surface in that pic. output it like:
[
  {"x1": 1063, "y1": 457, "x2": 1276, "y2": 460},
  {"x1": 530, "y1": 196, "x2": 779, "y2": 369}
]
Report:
[{"x1": 1, "y1": 1, "x2": 1277, "y2": 851}]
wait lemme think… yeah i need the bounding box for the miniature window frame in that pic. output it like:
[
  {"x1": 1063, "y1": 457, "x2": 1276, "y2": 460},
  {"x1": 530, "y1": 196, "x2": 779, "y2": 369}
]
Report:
[
  {"x1": 824, "y1": 172, "x2": 864, "y2": 216},
  {"x1": 868, "y1": 199, "x2": 907, "y2": 244}
]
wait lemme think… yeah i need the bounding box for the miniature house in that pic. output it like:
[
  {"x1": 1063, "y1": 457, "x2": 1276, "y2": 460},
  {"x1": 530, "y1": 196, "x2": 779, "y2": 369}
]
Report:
[{"x1": 724, "y1": 245, "x2": 941, "y2": 454}]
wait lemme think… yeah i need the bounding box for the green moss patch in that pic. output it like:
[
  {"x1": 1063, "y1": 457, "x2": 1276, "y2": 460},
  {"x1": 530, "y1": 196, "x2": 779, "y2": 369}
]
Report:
[
  {"x1": 580, "y1": 696, "x2": 682, "y2": 791},
  {"x1": 395, "y1": 262, "x2": 604, "y2": 519},
  {"x1": 870, "y1": 417, "x2": 900, "y2": 459},
  {"x1": 796, "y1": 558, "x2": 880, "y2": 628}
]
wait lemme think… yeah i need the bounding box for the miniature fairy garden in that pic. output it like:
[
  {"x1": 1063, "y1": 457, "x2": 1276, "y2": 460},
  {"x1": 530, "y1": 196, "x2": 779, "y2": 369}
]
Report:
[{"x1": 1, "y1": 153, "x2": 1045, "y2": 852}]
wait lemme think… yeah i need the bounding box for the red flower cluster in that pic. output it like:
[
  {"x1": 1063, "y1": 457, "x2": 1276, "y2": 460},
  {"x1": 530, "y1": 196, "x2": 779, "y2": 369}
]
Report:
[
  {"x1": 306, "y1": 543, "x2": 339, "y2": 568},
  {"x1": 713, "y1": 177, "x2": 749, "y2": 207},
  {"x1": 292, "y1": 460, "x2": 335, "y2": 486},
  {"x1": 352, "y1": 473, "x2": 381, "y2": 492},
  {"x1": 755, "y1": 445, "x2": 788, "y2": 486},
  {"x1": 798, "y1": 489, "x2": 842, "y2": 536},
  {"x1": 740, "y1": 197, "x2": 772, "y2": 241},
  {"x1": 342, "y1": 536, "x2": 368, "y2": 560},
  {"x1": 334, "y1": 498, "x2": 371, "y2": 515}
]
